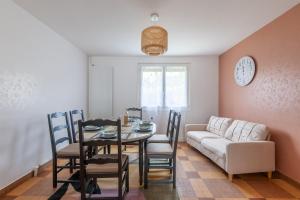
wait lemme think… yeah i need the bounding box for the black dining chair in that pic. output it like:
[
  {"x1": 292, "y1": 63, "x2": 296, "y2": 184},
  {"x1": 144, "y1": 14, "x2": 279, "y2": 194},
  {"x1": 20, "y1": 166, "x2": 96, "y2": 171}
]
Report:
[
  {"x1": 144, "y1": 112, "x2": 181, "y2": 189},
  {"x1": 78, "y1": 118, "x2": 129, "y2": 200},
  {"x1": 148, "y1": 109, "x2": 175, "y2": 144},
  {"x1": 123, "y1": 107, "x2": 143, "y2": 151},
  {"x1": 47, "y1": 112, "x2": 81, "y2": 188},
  {"x1": 126, "y1": 107, "x2": 142, "y2": 121},
  {"x1": 70, "y1": 109, "x2": 107, "y2": 154},
  {"x1": 69, "y1": 109, "x2": 85, "y2": 143}
]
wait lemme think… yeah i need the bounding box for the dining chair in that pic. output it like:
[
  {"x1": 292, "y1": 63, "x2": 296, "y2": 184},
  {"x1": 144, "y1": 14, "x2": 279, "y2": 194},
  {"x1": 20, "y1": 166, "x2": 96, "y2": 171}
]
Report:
[
  {"x1": 47, "y1": 112, "x2": 81, "y2": 188},
  {"x1": 69, "y1": 109, "x2": 85, "y2": 143},
  {"x1": 124, "y1": 107, "x2": 143, "y2": 151},
  {"x1": 70, "y1": 109, "x2": 107, "y2": 155},
  {"x1": 144, "y1": 112, "x2": 181, "y2": 189},
  {"x1": 78, "y1": 118, "x2": 129, "y2": 200},
  {"x1": 148, "y1": 109, "x2": 175, "y2": 143},
  {"x1": 126, "y1": 107, "x2": 142, "y2": 121}
]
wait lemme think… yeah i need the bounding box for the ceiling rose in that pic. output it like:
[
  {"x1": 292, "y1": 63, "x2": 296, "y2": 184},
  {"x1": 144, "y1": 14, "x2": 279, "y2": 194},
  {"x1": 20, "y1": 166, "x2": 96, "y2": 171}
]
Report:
[{"x1": 141, "y1": 13, "x2": 168, "y2": 56}]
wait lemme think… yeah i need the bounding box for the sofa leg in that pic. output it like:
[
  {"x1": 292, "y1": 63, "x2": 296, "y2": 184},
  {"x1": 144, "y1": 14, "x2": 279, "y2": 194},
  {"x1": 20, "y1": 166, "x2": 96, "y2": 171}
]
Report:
[
  {"x1": 267, "y1": 171, "x2": 272, "y2": 179},
  {"x1": 228, "y1": 174, "x2": 233, "y2": 181}
]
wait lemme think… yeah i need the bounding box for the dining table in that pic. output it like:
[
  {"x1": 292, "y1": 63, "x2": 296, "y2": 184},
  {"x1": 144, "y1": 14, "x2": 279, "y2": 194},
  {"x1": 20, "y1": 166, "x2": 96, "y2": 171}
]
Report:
[{"x1": 83, "y1": 122, "x2": 156, "y2": 186}]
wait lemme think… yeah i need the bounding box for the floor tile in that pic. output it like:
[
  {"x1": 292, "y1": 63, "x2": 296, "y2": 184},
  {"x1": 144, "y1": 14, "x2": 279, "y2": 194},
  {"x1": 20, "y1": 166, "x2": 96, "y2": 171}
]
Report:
[
  {"x1": 234, "y1": 179, "x2": 263, "y2": 198},
  {"x1": 189, "y1": 178, "x2": 213, "y2": 198},
  {"x1": 7, "y1": 177, "x2": 42, "y2": 196},
  {"x1": 186, "y1": 171, "x2": 200, "y2": 178},
  {"x1": 14, "y1": 196, "x2": 49, "y2": 200},
  {"x1": 203, "y1": 179, "x2": 245, "y2": 198},
  {"x1": 177, "y1": 178, "x2": 197, "y2": 198},
  {"x1": 181, "y1": 160, "x2": 196, "y2": 172},
  {"x1": 178, "y1": 156, "x2": 189, "y2": 160},
  {"x1": 271, "y1": 179, "x2": 300, "y2": 198},
  {"x1": 0, "y1": 196, "x2": 17, "y2": 200},
  {"x1": 246, "y1": 180, "x2": 293, "y2": 198},
  {"x1": 198, "y1": 171, "x2": 227, "y2": 179}
]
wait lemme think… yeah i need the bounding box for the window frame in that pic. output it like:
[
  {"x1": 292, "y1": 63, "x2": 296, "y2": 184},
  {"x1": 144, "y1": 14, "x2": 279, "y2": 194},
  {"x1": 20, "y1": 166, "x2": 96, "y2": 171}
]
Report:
[{"x1": 138, "y1": 63, "x2": 190, "y2": 110}]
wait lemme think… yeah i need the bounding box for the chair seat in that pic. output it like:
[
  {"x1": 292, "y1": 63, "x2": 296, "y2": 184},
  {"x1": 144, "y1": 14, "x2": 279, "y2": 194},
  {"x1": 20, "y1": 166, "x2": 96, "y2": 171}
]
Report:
[
  {"x1": 147, "y1": 143, "x2": 173, "y2": 156},
  {"x1": 148, "y1": 134, "x2": 169, "y2": 143},
  {"x1": 86, "y1": 154, "x2": 128, "y2": 174},
  {"x1": 57, "y1": 143, "x2": 81, "y2": 157}
]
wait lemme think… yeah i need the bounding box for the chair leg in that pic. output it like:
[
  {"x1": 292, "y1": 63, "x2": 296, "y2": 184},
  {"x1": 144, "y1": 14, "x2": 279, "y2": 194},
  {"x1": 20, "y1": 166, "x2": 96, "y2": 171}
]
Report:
[
  {"x1": 80, "y1": 177, "x2": 86, "y2": 200},
  {"x1": 52, "y1": 158, "x2": 57, "y2": 188},
  {"x1": 144, "y1": 157, "x2": 148, "y2": 189},
  {"x1": 107, "y1": 145, "x2": 111, "y2": 154},
  {"x1": 103, "y1": 146, "x2": 106, "y2": 154},
  {"x1": 169, "y1": 158, "x2": 172, "y2": 174},
  {"x1": 126, "y1": 164, "x2": 129, "y2": 192},
  {"x1": 69, "y1": 158, "x2": 73, "y2": 174},
  {"x1": 173, "y1": 159, "x2": 176, "y2": 188},
  {"x1": 138, "y1": 141, "x2": 143, "y2": 186},
  {"x1": 118, "y1": 175, "x2": 122, "y2": 200}
]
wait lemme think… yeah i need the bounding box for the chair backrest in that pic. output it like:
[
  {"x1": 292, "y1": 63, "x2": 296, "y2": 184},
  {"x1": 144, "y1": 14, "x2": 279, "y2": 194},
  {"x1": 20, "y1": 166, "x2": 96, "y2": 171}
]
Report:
[
  {"x1": 78, "y1": 119, "x2": 122, "y2": 169},
  {"x1": 169, "y1": 112, "x2": 181, "y2": 155},
  {"x1": 47, "y1": 112, "x2": 72, "y2": 156},
  {"x1": 126, "y1": 107, "x2": 142, "y2": 120},
  {"x1": 166, "y1": 109, "x2": 175, "y2": 138},
  {"x1": 69, "y1": 109, "x2": 85, "y2": 143}
]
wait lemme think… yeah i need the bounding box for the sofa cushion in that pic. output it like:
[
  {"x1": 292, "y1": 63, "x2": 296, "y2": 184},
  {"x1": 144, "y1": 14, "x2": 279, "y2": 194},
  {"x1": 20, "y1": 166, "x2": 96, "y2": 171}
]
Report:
[
  {"x1": 186, "y1": 131, "x2": 221, "y2": 143},
  {"x1": 206, "y1": 116, "x2": 233, "y2": 136},
  {"x1": 224, "y1": 120, "x2": 269, "y2": 142},
  {"x1": 201, "y1": 138, "x2": 232, "y2": 158}
]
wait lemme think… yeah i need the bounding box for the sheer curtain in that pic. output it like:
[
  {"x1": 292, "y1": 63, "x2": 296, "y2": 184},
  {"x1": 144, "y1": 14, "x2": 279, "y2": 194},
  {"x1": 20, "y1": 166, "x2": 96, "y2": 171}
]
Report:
[
  {"x1": 140, "y1": 64, "x2": 188, "y2": 135},
  {"x1": 141, "y1": 66, "x2": 163, "y2": 108},
  {"x1": 165, "y1": 66, "x2": 187, "y2": 107}
]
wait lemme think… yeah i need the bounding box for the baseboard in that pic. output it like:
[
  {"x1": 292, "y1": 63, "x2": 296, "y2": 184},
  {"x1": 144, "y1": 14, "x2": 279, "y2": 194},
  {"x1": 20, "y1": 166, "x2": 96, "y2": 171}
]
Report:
[
  {"x1": 0, "y1": 160, "x2": 52, "y2": 197},
  {"x1": 274, "y1": 171, "x2": 300, "y2": 188},
  {"x1": 0, "y1": 171, "x2": 34, "y2": 197}
]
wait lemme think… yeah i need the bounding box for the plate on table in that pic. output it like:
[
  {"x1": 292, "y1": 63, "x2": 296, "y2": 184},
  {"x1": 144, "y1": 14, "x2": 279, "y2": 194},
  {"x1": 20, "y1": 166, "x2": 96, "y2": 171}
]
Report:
[
  {"x1": 98, "y1": 130, "x2": 117, "y2": 139},
  {"x1": 137, "y1": 122, "x2": 153, "y2": 132},
  {"x1": 135, "y1": 126, "x2": 152, "y2": 133},
  {"x1": 140, "y1": 121, "x2": 152, "y2": 126},
  {"x1": 84, "y1": 125, "x2": 102, "y2": 131}
]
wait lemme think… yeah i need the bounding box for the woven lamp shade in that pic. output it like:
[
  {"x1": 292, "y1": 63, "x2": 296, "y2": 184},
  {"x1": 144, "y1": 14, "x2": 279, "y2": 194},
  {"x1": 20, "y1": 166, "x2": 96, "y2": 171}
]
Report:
[{"x1": 141, "y1": 25, "x2": 168, "y2": 56}]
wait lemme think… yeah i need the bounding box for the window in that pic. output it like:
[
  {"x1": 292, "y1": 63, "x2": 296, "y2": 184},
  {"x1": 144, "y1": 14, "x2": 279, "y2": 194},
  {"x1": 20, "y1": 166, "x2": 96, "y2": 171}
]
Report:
[{"x1": 140, "y1": 64, "x2": 188, "y2": 108}]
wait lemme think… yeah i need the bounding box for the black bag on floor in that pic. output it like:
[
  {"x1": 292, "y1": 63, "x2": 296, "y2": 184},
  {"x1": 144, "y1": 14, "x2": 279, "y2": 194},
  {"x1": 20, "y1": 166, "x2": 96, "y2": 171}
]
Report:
[{"x1": 48, "y1": 171, "x2": 101, "y2": 200}]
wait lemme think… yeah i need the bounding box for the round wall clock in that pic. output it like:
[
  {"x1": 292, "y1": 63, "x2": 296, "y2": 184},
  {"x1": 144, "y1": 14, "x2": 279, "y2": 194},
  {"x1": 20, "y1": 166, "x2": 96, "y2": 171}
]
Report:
[{"x1": 234, "y1": 56, "x2": 256, "y2": 86}]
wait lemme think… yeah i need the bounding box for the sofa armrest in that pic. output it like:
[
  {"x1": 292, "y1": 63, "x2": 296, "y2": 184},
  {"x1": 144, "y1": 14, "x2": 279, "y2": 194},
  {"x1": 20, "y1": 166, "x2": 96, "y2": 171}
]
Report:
[
  {"x1": 226, "y1": 141, "x2": 275, "y2": 174},
  {"x1": 185, "y1": 124, "x2": 207, "y2": 133}
]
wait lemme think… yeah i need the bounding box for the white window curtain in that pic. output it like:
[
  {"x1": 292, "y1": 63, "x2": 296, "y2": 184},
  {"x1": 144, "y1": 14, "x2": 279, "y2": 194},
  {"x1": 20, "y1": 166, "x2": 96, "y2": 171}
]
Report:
[
  {"x1": 140, "y1": 64, "x2": 188, "y2": 136},
  {"x1": 141, "y1": 66, "x2": 163, "y2": 108},
  {"x1": 165, "y1": 66, "x2": 188, "y2": 107},
  {"x1": 140, "y1": 64, "x2": 188, "y2": 108}
]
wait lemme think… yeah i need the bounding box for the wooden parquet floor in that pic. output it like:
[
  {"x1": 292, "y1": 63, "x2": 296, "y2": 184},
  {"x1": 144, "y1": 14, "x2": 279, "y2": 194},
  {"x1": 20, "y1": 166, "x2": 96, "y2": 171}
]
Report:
[{"x1": 1, "y1": 143, "x2": 300, "y2": 200}]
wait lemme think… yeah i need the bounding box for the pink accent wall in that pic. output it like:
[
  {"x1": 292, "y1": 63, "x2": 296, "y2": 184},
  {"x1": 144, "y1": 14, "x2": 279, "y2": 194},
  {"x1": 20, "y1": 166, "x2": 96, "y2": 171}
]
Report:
[{"x1": 219, "y1": 4, "x2": 300, "y2": 182}]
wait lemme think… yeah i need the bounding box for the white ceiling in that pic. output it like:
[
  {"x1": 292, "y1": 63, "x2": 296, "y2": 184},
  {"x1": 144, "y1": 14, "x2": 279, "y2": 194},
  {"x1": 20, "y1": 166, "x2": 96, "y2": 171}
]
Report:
[{"x1": 14, "y1": 0, "x2": 299, "y2": 56}]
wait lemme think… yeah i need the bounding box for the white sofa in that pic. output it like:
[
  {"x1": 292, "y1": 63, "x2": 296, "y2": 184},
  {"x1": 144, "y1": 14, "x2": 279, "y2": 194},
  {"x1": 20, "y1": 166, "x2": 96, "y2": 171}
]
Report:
[{"x1": 185, "y1": 116, "x2": 275, "y2": 180}]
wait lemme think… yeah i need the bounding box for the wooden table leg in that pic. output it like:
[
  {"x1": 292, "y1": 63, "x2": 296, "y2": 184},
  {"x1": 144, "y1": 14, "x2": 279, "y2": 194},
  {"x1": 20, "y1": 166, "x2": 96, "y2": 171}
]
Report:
[
  {"x1": 144, "y1": 140, "x2": 148, "y2": 188},
  {"x1": 139, "y1": 140, "x2": 143, "y2": 186},
  {"x1": 107, "y1": 145, "x2": 111, "y2": 154}
]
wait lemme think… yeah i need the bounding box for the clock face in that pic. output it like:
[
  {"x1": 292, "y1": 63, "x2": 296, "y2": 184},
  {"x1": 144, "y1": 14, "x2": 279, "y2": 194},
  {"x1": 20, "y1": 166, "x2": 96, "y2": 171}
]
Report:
[{"x1": 234, "y1": 56, "x2": 256, "y2": 86}]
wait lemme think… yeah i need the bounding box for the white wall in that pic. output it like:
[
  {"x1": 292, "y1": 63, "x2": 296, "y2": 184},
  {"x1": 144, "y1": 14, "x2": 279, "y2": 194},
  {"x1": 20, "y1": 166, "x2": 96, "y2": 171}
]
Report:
[
  {"x1": 0, "y1": 1, "x2": 87, "y2": 189},
  {"x1": 89, "y1": 56, "x2": 219, "y2": 140}
]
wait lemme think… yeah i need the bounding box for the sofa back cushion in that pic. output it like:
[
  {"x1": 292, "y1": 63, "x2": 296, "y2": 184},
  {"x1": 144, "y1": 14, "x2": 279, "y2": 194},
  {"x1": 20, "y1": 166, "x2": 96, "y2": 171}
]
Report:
[
  {"x1": 206, "y1": 116, "x2": 233, "y2": 136},
  {"x1": 224, "y1": 120, "x2": 269, "y2": 142}
]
